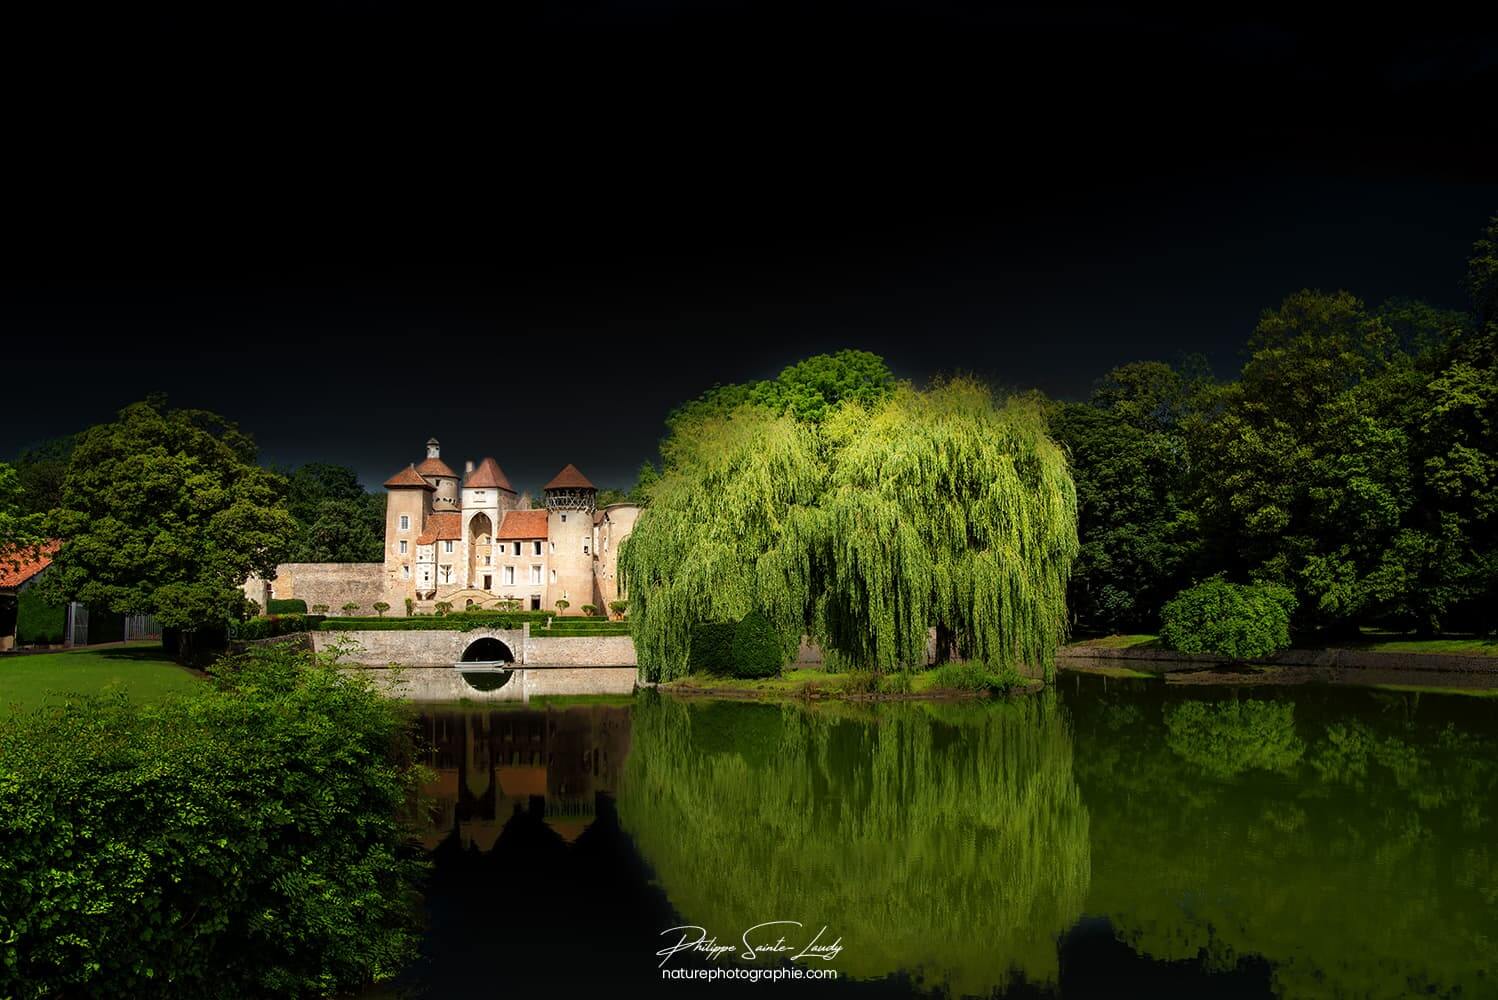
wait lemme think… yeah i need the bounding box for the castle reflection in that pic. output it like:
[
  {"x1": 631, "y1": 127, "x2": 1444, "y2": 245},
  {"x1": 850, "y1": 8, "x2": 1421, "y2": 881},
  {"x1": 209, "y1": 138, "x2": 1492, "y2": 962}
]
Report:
[{"x1": 417, "y1": 706, "x2": 632, "y2": 852}]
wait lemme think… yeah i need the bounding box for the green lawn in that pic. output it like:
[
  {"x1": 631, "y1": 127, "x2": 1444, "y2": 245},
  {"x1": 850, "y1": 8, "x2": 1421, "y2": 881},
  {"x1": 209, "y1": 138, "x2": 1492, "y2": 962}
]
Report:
[
  {"x1": 1351, "y1": 634, "x2": 1498, "y2": 656},
  {"x1": 0, "y1": 643, "x2": 204, "y2": 715},
  {"x1": 1067, "y1": 634, "x2": 1162, "y2": 649}
]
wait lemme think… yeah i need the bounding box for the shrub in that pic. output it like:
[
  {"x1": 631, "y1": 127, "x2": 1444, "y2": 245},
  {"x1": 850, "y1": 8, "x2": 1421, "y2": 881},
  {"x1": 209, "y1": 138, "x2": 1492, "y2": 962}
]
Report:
[
  {"x1": 581, "y1": 604, "x2": 597, "y2": 615},
  {"x1": 1160, "y1": 579, "x2": 1297, "y2": 660},
  {"x1": 16, "y1": 588, "x2": 65, "y2": 645},
  {"x1": 688, "y1": 622, "x2": 737, "y2": 674},
  {"x1": 229, "y1": 614, "x2": 325, "y2": 640},
  {"x1": 434, "y1": 601, "x2": 452, "y2": 617},
  {"x1": 311, "y1": 603, "x2": 329, "y2": 615},
  {"x1": 372, "y1": 601, "x2": 391, "y2": 618},
  {"x1": 245, "y1": 598, "x2": 262, "y2": 617},
  {"x1": 608, "y1": 599, "x2": 628, "y2": 618},
  {"x1": 877, "y1": 671, "x2": 913, "y2": 695},
  {"x1": 731, "y1": 610, "x2": 784, "y2": 679},
  {"x1": 0, "y1": 644, "x2": 425, "y2": 998},
  {"x1": 836, "y1": 671, "x2": 879, "y2": 694},
  {"x1": 927, "y1": 661, "x2": 1024, "y2": 694},
  {"x1": 554, "y1": 599, "x2": 570, "y2": 615},
  {"x1": 266, "y1": 598, "x2": 307, "y2": 615},
  {"x1": 403, "y1": 598, "x2": 414, "y2": 617},
  {"x1": 340, "y1": 602, "x2": 360, "y2": 615}
]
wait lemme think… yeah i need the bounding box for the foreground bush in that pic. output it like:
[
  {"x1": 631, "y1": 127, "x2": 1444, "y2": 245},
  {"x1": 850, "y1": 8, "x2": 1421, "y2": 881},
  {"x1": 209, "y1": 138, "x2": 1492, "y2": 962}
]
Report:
[
  {"x1": 928, "y1": 660, "x2": 1025, "y2": 694},
  {"x1": 1159, "y1": 579, "x2": 1297, "y2": 660},
  {"x1": 731, "y1": 610, "x2": 784, "y2": 678},
  {"x1": 0, "y1": 646, "x2": 425, "y2": 998},
  {"x1": 688, "y1": 622, "x2": 737, "y2": 674}
]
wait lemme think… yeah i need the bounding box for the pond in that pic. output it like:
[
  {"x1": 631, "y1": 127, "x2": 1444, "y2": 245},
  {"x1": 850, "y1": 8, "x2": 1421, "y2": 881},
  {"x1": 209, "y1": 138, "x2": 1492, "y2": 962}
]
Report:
[{"x1": 387, "y1": 675, "x2": 1498, "y2": 997}]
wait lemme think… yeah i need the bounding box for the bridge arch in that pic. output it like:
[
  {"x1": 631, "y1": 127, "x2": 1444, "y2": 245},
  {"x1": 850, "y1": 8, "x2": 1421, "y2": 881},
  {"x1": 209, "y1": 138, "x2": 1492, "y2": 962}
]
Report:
[{"x1": 459, "y1": 636, "x2": 515, "y2": 665}]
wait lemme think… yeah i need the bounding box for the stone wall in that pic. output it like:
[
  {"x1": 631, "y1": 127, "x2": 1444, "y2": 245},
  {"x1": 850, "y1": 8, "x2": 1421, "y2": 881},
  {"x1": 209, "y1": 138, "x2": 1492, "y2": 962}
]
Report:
[
  {"x1": 524, "y1": 635, "x2": 637, "y2": 666},
  {"x1": 352, "y1": 665, "x2": 636, "y2": 702},
  {"x1": 246, "y1": 563, "x2": 386, "y2": 614},
  {"x1": 313, "y1": 628, "x2": 525, "y2": 667}
]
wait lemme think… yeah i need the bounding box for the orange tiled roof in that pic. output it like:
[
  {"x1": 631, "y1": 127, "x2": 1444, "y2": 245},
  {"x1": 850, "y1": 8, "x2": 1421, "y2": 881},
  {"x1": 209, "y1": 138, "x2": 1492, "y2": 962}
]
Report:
[
  {"x1": 464, "y1": 456, "x2": 516, "y2": 493},
  {"x1": 497, "y1": 508, "x2": 549, "y2": 540},
  {"x1": 0, "y1": 539, "x2": 59, "y2": 589},
  {"x1": 415, "y1": 456, "x2": 457, "y2": 479},
  {"x1": 416, "y1": 512, "x2": 463, "y2": 544},
  {"x1": 543, "y1": 464, "x2": 595, "y2": 490},
  {"x1": 384, "y1": 464, "x2": 436, "y2": 489}
]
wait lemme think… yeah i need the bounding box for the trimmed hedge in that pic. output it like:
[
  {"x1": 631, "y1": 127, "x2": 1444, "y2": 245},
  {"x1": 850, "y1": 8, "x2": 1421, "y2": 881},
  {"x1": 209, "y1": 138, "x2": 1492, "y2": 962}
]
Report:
[
  {"x1": 731, "y1": 610, "x2": 783, "y2": 679},
  {"x1": 16, "y1": 589, "x2": 65, "y2": 645},
  {"x1": 0, "y1": 644, "x2": 425, "y2": 998},
  {"x1": 230, "y1": 614, "x2": 325, "y2": 640},
  {"x1": 688, "y1": 622, "x2": 738, "y2": 674},
  {"x1": 1160, "y1": 578, "x2": 1297, "y2": 660},
  {"x1": 266, "y1": 598, "x2": 308, "y2": 615}
]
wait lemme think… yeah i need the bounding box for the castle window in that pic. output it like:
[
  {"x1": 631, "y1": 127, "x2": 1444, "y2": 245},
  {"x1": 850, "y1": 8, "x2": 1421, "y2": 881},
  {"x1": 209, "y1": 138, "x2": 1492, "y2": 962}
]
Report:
[
  {"x1": 583, "y1": 541, "x2": 589, "y2": 555},
  {"x1": 440, "y1": 565, "x2": 452, "y2": 583},
  {"x1": 531, "y1": 565, "x2": 542, "y2": 585},
  {"x1": 399, "y1": 540, "x2": 408, "y2": 555},
  {"x1": 513, "y1": 541, "x2": 521, "y2": 556},
  {"x1": 560, "y1": 514, "x2": 567, "y2": 523},
  {"x1": 533, "y1": 540, "x2": 542, "y2": 556},
  {"x1": 443, "y1": 540, "x2": 454, "y2": 554},
  {"x1": 504, "y1": 566, "x2": 515, "y2": 585},
  {"x1": 550, "y1": 569, "x2": 557, "y2": 583},
  {"x1": 399, "y1": 514, "x2": 410, "y2": 531},
  {"x1": 401, "y1": 565, "x2": 410, "y2": 580},
  {"x1": 549, "y1": 541, "x2": 555, "y2": 554}
]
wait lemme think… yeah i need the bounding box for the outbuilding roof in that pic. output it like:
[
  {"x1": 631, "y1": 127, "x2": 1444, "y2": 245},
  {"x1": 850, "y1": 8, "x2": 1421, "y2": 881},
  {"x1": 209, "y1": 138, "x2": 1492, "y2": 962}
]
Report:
[
  {"x1": 0, "y1": 540, "x2": 59, "y2": 590},
  {"x1": 543, "y1": 464, "x2": 595, "y2": 490},
  {"x1": 464, "y1": 457, "x2": 516, "y2": 493},
  {"x1": 384, "y1": 464, "x2": 437, "y2": 489}
]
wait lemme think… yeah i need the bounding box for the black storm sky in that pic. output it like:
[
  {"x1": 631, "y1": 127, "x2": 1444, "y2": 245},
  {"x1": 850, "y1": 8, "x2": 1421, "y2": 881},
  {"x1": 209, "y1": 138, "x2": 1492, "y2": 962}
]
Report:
[{"x1": 4, "y1": 4, "x2": 1496, "y2": 491}]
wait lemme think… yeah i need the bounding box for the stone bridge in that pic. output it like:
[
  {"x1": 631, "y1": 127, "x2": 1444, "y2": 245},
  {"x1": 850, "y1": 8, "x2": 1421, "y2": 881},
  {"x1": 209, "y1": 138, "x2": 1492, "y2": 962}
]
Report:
[{"x1": 312, "y1": 625, "x2": 638, "y2": 703}]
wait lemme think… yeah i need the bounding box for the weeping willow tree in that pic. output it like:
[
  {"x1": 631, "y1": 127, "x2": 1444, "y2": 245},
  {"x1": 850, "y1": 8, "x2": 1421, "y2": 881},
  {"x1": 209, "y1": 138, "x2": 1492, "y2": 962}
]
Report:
[
  {"x1": 616, "y1": 694, "x2": 1091, "y2": 994},
  {"x1": 621, "y1": 372, "x2": 1079, "y2": 682}
]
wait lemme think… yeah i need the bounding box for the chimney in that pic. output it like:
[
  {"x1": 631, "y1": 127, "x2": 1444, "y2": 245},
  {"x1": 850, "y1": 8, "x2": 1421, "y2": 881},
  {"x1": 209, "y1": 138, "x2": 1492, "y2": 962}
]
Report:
[
  {"x1": 426, "y1": 437, "x2": 440, "y2": 459},
  {"x1": 465, "y1": 460, "x2": 475, "y2": 475}
]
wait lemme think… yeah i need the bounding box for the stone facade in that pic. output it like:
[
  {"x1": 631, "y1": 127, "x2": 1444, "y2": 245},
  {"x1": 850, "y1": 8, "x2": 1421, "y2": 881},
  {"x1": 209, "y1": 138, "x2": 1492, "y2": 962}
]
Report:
[
  {"x1": 311, "y1": 627, "x2": 638, "y2": 669},
  {"x1": 247, "y1": 439, "x2": 642, "y2": 617}
]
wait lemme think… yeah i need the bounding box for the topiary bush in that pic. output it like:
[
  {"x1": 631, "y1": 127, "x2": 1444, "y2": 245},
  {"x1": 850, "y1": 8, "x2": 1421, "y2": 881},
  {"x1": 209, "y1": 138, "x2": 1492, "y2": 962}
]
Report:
[
  {"x1": 0, "y1": 644, "x2": 425, "y2": 998},
  {"x1": 731, "y1": 610, "x2": 784, "y2": 679},
  {"x1": 688, "y1": 622, "x2": 737, "y2": 675},
  {"x1": 266, "y1": 598, "x2": 307, "y2": 615},
  {"x1": 1159, "y1": 578, "x2": 1297, "y2": 660}
]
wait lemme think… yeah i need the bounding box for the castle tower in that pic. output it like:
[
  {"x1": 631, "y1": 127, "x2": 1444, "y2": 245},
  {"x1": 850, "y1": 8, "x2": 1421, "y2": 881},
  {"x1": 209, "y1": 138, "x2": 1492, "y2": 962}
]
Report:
[
  {"x1": 416, "y1": 437, "x2": 460, "y2": 511},
  {"x1": 383, "y1": 463, "x2": 435, "y2": 606},
  {"x1": 544, "y1": 464, "x2": 596, "y2": 614},
  {"x1": 461, "y1": 457, "x2": 516, "y2": 592}
]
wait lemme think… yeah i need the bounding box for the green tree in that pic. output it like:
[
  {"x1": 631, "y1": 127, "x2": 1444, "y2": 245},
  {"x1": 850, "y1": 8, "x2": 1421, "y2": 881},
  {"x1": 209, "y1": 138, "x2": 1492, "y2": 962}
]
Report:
[
  {"x1": 279, "y1": 463, "x2": 384, "y2": 563},
  {"x1": 0, "y1": 463, "x2": 45, "y2": 561},
  {"x1": 623, "y1": 371, "x2": 1078, "y2": 681},
  {"x1": 11, "y1": 433, "x2": 76, "y2": 517},
  {"x1": 41, "y1": 400, "x2": 297, "y2": 635}
]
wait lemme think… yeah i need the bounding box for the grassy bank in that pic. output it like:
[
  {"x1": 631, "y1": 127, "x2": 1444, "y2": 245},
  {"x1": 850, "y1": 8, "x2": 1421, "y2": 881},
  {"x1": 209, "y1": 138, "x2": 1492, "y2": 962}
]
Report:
[
  {"x1": 1066, "y1": 631, "x2": 1498, "y2": 657},
  {"x1": 0, "y1": 643, "x2": 203, "y2": 715},
  {"x1": 658, "y1": 664, "x2": 1041, "y2": 700}
]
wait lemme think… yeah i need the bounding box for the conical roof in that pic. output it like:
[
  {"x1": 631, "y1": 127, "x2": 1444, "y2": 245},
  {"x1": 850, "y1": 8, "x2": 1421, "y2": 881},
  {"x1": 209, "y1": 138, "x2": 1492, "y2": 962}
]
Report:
[
  {"x1": 415, "y1": 456, "x2": 457, "y2": 479},
  {"x1": 464, "y1": 456, "x2": 516, "y2": 492},
  {"x1": 543, "y1": 464, "x2": 595, "y2": 490}
]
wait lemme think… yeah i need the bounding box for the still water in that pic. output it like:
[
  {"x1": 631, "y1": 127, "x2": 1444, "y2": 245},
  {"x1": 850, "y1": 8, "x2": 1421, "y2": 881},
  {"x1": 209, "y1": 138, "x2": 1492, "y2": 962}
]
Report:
[{"x1": 391, "y1": 676, "x2": 1497, "y2": 998}]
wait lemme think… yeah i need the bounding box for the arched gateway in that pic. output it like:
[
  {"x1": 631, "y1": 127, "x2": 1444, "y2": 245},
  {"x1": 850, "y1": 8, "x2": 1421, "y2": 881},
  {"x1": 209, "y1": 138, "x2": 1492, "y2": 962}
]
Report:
[{"x1": 460, "y1": 637, "x2": 514, "y2": 666}]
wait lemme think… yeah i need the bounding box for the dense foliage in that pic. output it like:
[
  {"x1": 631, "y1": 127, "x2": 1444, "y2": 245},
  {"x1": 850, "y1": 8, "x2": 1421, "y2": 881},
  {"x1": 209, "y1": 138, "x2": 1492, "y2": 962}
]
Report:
[
  {"x1": 1056, "y1": 213, "x2": 1498, "y2": 639},
  {"x1": 267, "y1": 598, "x2": 307, "y2": 614},
  {"x1": 278, "y1": 463, "x2": 385, "y2": 563},
  {"x1": 687, "y1": 622, "x2": 737, "y2": 674},
  {"x1": 0, "y1": 463, "x2": 45, "y2": 557},
  {"x1": 40, "y1": 399, "x2": 297, "y2": 633},
  {"x1": 1159, "y1": 579, "x2": 1296, "y2": 660},
  {"x1": 622, "y1": 370, "x2": 1079, "y2": 681},
  {"x1": 0, "y1": 644, "x2": 425, "y2": 998}
]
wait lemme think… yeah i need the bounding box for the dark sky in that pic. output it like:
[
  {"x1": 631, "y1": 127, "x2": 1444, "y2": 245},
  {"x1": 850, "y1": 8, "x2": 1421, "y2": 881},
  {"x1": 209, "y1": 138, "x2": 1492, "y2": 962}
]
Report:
[{"x1": 4, "y1": 4, "x2": 1496, "y2": 490}]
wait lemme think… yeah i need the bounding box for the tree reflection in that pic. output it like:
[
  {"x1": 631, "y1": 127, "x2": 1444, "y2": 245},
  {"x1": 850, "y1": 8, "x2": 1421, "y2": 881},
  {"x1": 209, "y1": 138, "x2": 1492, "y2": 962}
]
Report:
[{"x1": 617, "y1": 693, "x2": 1091, "y2": 994}]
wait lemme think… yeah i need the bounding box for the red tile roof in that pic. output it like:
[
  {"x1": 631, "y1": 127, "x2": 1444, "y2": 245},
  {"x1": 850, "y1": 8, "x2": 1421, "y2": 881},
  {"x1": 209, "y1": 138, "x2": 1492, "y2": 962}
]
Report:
[
  {"x1": 464, "y1": 456, "x2": 516, "y2": 492},
  {"x1": 385, "y1": 464, "x2": 437, "y2": 489},
  {"x1": 497, "y1": 508, "x2": 549, "y2": 540},
  {"x1": 415, "y1": 456, "x2": 457, "y2": 479},
  {"x1": 543, "y1": 464, "x2": 595, "y2": 490},
  {"x1": 416, "y1": 511, "x2": 463, "y2": 544},
  {"x1": 0, "y1": 539, "x2": 60, "y2": 589}
]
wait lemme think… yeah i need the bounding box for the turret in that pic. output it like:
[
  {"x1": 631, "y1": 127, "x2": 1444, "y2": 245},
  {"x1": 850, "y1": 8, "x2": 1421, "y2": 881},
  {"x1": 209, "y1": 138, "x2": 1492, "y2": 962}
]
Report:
[
  {"x1": 415, "y1": 437, "x2": 460, "y2": 510},
  {"x1": 544, "y1": 465, "x2": 597, "y2": 613}
]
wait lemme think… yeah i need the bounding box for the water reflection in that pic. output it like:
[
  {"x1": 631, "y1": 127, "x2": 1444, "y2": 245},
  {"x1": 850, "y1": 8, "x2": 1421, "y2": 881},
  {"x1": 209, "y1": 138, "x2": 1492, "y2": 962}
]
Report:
[{"x1": 407, "y1": 682, "x2": 1498, "y2": 998}]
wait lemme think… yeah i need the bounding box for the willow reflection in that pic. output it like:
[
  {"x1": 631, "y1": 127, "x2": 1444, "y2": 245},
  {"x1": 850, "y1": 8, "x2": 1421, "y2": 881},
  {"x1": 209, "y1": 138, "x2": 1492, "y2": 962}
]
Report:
[{"x1": 617, "y1": 693, "x2": 1091, "y2": 994}]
